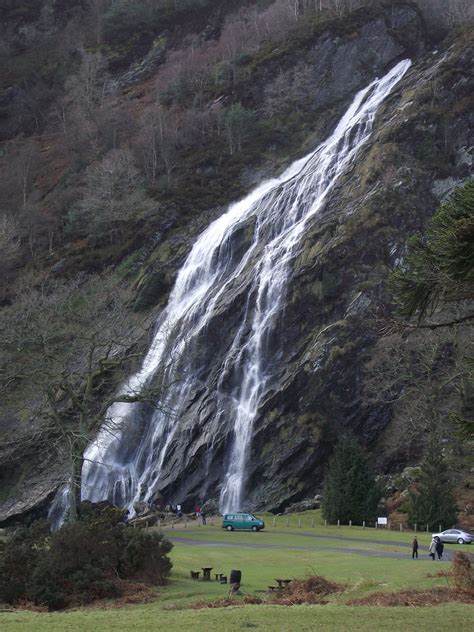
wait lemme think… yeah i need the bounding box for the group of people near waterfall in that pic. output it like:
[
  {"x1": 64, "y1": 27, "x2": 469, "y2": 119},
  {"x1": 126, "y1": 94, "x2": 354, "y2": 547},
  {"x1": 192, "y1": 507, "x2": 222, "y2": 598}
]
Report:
[{"x1": 411, "y1": 536, "x2": 444, "y2": 560}]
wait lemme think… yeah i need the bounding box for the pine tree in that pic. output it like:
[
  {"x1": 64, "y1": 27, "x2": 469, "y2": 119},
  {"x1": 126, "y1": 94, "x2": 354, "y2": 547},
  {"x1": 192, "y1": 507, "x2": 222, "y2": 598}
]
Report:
[
  {"x1": 407, "y1": 440, "x2": 458, "y2": 531},
  {"x1": 321, "y1": 436, "x2": 382, "y2": 525},
  {"x1": 390, "y1": 180, "x2": 474, "y2": 321},
  {"x1": 390, "y1": 180, "x2": 474, "y2": 437}
]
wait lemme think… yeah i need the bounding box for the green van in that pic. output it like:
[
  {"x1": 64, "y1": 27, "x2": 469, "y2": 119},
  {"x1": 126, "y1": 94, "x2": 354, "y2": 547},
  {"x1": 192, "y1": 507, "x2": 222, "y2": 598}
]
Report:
[{"x1": 222, "y1": 513, "x2": 265, "y2": 531}]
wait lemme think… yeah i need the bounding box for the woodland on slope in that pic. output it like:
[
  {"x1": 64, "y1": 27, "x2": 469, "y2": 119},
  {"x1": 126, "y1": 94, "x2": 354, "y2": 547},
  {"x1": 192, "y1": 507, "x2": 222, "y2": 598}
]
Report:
[{"x1": 0, "y1": 0, "x2": 473, "y2": 525}]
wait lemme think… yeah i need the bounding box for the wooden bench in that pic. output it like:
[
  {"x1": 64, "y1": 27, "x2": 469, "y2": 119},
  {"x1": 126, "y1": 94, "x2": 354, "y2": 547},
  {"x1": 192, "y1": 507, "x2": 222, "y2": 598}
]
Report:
[
  {"x1": 190, "y1": 570, "x2": 201, "y2": 580},
  {"x1": 214, "y1": 573, "x2": 227, "y2": 583}
]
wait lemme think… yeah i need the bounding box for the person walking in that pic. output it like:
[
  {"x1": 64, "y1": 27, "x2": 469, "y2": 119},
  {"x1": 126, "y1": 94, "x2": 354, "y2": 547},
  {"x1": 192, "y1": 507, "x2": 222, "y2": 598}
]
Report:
[
  {"x1": 429, "y1": 537, "x2": 437, "y2": 560},
  {"x1": 412, "y1": 536, "x2": 419, "y2": 559},
  {"x1": 435, "y1": 537, "x2": 444, "y2": 560}
]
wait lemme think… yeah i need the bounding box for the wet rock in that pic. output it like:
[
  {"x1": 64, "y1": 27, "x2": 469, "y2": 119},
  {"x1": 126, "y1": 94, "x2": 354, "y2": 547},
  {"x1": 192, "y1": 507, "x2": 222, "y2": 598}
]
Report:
[{"x1": 284, "y1": 498, "x2": 321, "y2": 514}]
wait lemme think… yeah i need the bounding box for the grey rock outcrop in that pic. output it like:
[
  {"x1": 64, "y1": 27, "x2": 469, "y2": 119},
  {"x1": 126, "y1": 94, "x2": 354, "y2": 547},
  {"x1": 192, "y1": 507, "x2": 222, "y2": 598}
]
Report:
[{"x1": 2, "y1": 4, "x2": 473, "y2": 525}]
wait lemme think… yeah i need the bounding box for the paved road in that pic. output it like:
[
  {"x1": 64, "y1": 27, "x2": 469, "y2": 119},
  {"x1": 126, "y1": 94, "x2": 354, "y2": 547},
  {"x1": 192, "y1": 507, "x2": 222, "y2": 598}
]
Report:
[
  {"x1": 167, "y1": 533, "x2": 453, "y2": 561},
  {"x1": 272, "y1": 530, "x2": 416, "y2": 548}
]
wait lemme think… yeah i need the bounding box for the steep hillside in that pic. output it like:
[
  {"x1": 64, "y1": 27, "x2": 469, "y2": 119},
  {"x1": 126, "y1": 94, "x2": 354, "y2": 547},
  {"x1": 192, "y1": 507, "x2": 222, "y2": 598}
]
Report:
[{"x1": 0, "y1": 0, "x2": 472, "y2": 525}]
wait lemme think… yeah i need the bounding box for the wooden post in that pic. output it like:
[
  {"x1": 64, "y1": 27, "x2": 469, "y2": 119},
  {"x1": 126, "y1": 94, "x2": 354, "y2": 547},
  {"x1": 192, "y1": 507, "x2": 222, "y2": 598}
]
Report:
[
  {"x1": 273, "y1": 517, "x2": 276, "y2": 528},
  {"x1": 311, "y1": 518, "x2": 315, "y2": 528},
  {"x1": 337, "y1": 519, "x2": 340, "y2": 528},
  {"x1": 439, "y1": 524, "x2": 442, "y2": 533},
  {"x1": 362, "y1": 520, "x2": 365, "y2": 528},
  {"x1": 414, "y1": 523, "x2": 417, "y2": 532},
  {"x1": 426, "y1": 524, "x2": 429, "y2": 532},
  {"x1": 298, "y1": 519, "x2": 301, "y2": 528},
  {"x1": 286, "y1": 517, "x2": 290, "y2": 527},
  {"x1": 399, "y1": 523, "x2": 403, "y2": 532},
  {"x1": 349, "y1": 520, "x2": 352, "y2": 528},
  {"x1": 324, "y1": 520, "x2": 327, "y2": 527}
]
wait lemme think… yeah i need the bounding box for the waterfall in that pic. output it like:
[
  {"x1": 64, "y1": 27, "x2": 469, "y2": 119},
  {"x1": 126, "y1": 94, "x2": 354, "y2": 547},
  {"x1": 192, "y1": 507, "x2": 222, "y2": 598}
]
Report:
[{"x1": 81, "y1": 59, "x2": 411, "y2": 516}]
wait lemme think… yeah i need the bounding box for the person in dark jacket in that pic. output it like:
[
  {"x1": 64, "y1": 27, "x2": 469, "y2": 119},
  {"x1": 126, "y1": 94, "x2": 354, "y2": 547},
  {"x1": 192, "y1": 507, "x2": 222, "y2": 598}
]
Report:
[
  {"x1": 435, "y1": 536, "x2": 444, "y2": 560},
  {"x1": 412, "y1": 536, "x2": 419, "y2": 559}
]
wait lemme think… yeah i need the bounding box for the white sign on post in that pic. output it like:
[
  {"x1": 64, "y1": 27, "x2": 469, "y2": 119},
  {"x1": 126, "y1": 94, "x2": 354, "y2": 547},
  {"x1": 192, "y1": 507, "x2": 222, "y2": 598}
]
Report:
[{"x1": 377, "y1": 517, "x2": 388, "y2": 526}]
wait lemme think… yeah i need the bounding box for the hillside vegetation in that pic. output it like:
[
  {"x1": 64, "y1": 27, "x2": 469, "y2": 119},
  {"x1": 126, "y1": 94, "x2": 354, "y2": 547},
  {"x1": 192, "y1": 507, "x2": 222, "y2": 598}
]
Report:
[{"x1": 0, "y1": 0, "x2": 473, "y2": 525}]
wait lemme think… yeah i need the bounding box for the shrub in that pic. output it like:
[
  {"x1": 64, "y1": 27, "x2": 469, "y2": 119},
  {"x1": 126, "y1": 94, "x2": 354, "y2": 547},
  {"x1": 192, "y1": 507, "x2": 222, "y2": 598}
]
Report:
[
  {"x1": 452, "y1": 552, "x2": 473, "y2": 591},
  {"x1": 0, "y1": 504, "x2": 173, "y2": 610},
  {"x1": 0, "y1": 520, "x2": 49, "y2": 605},
  {"x1": 120, "y1": 528, "x2": 173, "y2": 584}
]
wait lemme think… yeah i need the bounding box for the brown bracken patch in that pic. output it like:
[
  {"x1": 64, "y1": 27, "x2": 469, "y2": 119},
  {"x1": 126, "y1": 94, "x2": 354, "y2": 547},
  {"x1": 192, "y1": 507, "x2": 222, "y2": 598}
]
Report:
[
  {"x1": 85, "y1": 581, "x2": 158, "y2": 609},
  {"x1": 348, "y1": 587, "x2": 474, "y2": 607},
  {"x1": 191, "y1": 595, "x2": 263, "y2": 609},
  {"x1": 268, "y1": 576, "x2": 343, "y2": 606},
  {"x1": 189, "y1": 575, "x2": 343, "y2": 609}
]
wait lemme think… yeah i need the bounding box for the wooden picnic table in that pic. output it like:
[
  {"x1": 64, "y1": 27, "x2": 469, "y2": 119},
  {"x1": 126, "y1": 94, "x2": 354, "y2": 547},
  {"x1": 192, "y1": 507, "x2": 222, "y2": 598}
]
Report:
[
  {"x1": 274, "y1": 578, "x2": 292, "y2": 588},
  {"x1": 201, "y1": 567, "x2": 213, "y2": 581}
]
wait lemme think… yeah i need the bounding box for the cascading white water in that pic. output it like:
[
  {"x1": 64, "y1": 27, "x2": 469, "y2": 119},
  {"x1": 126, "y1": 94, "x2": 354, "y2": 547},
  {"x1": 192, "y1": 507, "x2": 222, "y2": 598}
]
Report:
[{"x1": 80, "y1": 59, "x2": 411, "y2": 516}]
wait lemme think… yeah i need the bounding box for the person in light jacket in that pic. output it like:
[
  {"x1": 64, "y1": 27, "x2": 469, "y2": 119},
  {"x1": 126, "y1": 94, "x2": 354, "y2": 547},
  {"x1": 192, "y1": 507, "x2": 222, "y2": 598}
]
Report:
[{"x1": 429, "y1": 538, "x2": 437, "y2": 560}]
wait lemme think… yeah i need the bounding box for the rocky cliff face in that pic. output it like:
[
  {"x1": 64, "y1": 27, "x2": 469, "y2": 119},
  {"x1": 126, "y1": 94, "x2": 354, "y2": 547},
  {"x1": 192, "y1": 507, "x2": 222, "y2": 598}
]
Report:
[
  {"x1": 145, "y1": 25, "x2": 473, "y2": 512},
  {"x1": 1, "y1": 3, "x2": 472, "y2": 523}
]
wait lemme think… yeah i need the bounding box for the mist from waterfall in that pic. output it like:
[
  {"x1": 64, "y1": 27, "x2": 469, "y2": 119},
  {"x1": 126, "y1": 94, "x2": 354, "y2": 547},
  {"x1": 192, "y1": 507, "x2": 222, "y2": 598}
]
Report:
[{"x1": 78, "y1": 59, "x2": 411, "y2": 518}]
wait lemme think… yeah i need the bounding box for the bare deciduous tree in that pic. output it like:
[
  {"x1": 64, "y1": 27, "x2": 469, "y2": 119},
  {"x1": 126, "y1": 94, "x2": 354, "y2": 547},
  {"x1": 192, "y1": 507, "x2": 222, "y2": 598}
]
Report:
[{"x1": 0, "y1": 276, "x2": 172, "y2": 523}]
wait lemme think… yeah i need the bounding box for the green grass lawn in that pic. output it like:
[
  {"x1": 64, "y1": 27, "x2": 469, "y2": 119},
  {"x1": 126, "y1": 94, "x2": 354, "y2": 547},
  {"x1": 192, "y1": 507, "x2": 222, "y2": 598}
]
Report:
[
  {"x1": 1, "y1": 511, "x2": 472, "y2": 631},
  {"x1": 162, "y1": 509, "x2": 469, "y2": 552},
  {"x1": 2, "y1": 604, "x2": 473, "y2": 631}
]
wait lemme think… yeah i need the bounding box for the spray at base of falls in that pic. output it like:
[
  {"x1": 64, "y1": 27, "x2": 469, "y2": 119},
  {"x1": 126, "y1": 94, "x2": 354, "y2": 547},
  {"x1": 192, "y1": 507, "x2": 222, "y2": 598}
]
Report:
[{"x1": 74, "y1": 59, "x2": 411, "y2": 520}]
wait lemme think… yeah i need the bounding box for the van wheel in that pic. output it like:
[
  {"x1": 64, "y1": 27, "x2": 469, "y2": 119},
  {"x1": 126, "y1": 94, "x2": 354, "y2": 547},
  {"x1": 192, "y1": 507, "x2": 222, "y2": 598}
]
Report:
[
  {"x1": 457, "y1": 538, "x2": 465, "y2": 544},
  {"x1": 226, "y1": 525, "x2": 233, "y2": 531},
  {"x1": 252, "y1": 526, "x2": 258, "y2": 532}
]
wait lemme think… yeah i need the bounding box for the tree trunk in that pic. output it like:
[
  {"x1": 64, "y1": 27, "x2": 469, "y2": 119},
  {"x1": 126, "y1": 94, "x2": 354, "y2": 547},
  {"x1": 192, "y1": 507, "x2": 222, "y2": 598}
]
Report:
[{"x1": 68, "y1": 440, "x2": 86, "y2": 523}]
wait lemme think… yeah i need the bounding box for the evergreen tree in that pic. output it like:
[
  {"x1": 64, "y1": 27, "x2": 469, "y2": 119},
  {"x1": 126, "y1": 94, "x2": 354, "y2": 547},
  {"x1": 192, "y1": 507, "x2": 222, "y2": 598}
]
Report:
[
  {"x1": 321, "y1": 436, "x2": 382, "y2": 525},
  {"x1": 390, "y1": 180, "x2": 474, "y2": 321},
  {"x1": 390, "y1": 180, "x2": 474, "y2": 437},
  {"x1": 407, "y1": 440, "x2": 458, "y2": 531}
]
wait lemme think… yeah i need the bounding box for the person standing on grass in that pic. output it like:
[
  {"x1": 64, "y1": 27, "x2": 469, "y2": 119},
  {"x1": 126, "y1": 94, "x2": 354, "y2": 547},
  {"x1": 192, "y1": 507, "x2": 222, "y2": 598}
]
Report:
[
  {"x1": 412, "y1": 536, "x2": 419, "y2": 559},
  {"x1": 435, "y1": 536, "x2": 444, "y2": 560},
  {"x1": 429, "y1": 537, "x2": 437, "y2": 560}
]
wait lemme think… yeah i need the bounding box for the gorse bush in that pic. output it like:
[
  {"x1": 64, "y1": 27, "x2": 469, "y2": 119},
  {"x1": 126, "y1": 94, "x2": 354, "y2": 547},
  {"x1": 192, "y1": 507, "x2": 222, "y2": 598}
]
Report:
[{"x1": 0, "y1": 503, "x2": 173, "y2": 610}]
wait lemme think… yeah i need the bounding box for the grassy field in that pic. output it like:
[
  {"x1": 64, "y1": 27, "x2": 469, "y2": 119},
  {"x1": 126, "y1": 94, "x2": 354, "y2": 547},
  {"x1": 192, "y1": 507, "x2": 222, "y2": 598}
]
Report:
[
  {"x1": 1, "y1": 511, "x2": 472, "y2": 631},
  {"x1": 3, "y1": 604, "x2": 473, "y2": 631}
]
